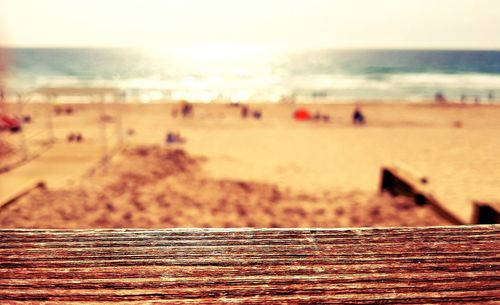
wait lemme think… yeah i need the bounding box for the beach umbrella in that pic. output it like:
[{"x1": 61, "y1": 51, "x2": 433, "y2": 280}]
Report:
[{"x1": 294, "y1": 108, "x2": 311, "y2": 121}]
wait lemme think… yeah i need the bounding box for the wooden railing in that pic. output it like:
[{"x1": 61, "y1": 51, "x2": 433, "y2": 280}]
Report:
[{"x1": 0, "y1": 226, "x2": 499, "y2": 304}]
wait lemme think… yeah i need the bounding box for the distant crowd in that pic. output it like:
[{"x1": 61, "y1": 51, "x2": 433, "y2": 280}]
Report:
[
  {"x1": 435, "y1": 90, "x2": 496, "y2": 104},
  {"x1": 162, "y1": 102, "x2": 368, "y2": 145}
]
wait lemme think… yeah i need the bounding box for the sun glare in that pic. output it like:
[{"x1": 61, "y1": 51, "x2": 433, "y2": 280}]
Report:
[
  {"x1": 148, "y1": 42, "x2": 280, "y2": 76},
  {"x1": 166, "y1": 44, "x2": 272, "y2": 65}
]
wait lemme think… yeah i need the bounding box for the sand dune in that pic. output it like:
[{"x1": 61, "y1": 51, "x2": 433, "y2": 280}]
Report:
[{"x1": 0, "y1": 145, "x2": 447, "y2": 228}]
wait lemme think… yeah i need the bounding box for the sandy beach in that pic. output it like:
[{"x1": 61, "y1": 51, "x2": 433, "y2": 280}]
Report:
[{"x1": 1, "y1": 101, "x2": 500, "y2": 228}]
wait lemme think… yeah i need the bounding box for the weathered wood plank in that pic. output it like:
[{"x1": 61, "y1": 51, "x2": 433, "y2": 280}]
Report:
[{"x1": 0, "y1": 226, "x2": 499, "y2": 304}]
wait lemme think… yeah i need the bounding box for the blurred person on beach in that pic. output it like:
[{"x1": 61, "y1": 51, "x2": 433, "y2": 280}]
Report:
[
  {"x1": 488, "y1": 91, "x2": 495, "y2": 102},
  {"x1": 166, "y1": 131, "x2": 185, "y2": 144},
  {"x1": 241, "y1": 105, "x2": 249, "y2": 119},
  {"x1": 352, "y1": 106, "x2": 365, "y2": 125},
  {"x1": 180, "y1": 101, "x2": 194, "y2": 118},
  {"x1": 252, "y1": 110, "x2": 262, "y2": 120},
  {"x1": 435, "y1": 92, "x2": 446, "y2": 103}
]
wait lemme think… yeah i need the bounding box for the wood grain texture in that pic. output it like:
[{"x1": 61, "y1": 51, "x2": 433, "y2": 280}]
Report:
[{"x1": 0, "y1": 226, "x2": 499, "y2": 304}]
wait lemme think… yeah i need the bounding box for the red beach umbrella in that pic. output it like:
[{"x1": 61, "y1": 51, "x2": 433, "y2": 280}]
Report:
[{"x1": 294, "y1": 108, "x2": 311, "y2": 121}]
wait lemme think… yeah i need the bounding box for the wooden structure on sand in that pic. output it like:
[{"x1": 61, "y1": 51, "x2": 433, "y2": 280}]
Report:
[
  {"x1": 380, "y1": 164, "x2": 499, "y2": 225},
  {"x1": 0, "y1": 226, "x2": 498, "y2": 304},
  {"x1": 473, "y1": 201, "x2": 500, "y2": 224}
]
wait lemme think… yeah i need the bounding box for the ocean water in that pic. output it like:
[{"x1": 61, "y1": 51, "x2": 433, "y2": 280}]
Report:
[{"x1": 3, "y1": 48, "x2": 500, "y2": 103}]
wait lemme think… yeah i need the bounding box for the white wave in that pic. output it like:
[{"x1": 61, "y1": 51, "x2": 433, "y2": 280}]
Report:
[
  {"x1": 5, "y1": 70, "x2": 500, "y2": 102},
  {"x1": 387, "y1": 73, "x2": 500, "y2": 89}
]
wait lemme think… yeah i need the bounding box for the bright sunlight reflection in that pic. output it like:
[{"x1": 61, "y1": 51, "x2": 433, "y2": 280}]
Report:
[{"x1": 144, "y1": 43, "x2": 281, "y2": 103}]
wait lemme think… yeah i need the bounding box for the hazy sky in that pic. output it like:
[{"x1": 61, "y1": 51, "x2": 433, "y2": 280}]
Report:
[{"x1": 1, "y1": 0, "x2": 500, "y2": 49}]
